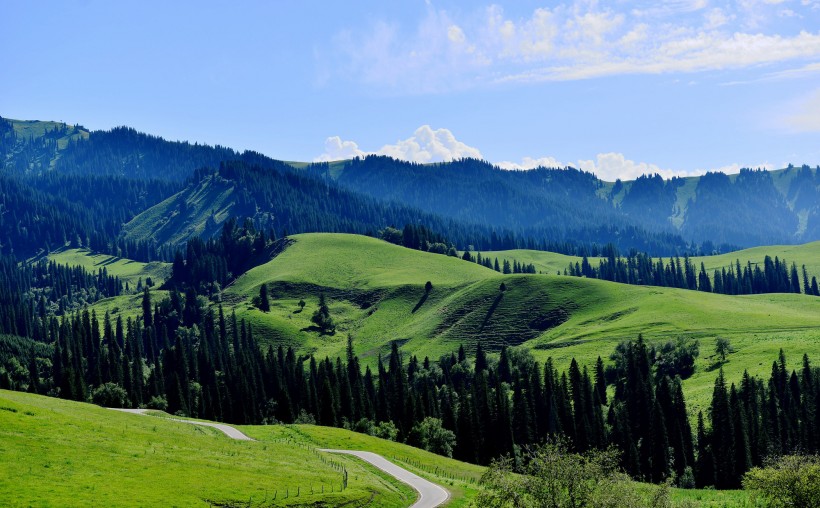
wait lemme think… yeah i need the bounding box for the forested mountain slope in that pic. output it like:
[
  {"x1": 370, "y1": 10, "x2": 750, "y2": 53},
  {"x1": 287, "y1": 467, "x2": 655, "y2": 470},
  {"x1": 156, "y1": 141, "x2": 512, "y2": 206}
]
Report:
[{"x1": 3, "y1": 115, "x2": 818, "y2": 255}]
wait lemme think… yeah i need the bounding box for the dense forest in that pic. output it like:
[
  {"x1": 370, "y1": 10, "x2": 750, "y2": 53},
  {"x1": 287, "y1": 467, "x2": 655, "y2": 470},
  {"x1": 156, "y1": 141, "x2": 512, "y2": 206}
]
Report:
[{"x1": 566, "y1": 247, "x2": 820, "y2": 296}]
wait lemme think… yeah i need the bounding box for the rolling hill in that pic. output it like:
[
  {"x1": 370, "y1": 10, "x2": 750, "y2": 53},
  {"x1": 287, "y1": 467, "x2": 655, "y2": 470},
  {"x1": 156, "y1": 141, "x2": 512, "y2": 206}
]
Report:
[{"x1": 214, "y1": 233, "x2": 820, "y2": 414}]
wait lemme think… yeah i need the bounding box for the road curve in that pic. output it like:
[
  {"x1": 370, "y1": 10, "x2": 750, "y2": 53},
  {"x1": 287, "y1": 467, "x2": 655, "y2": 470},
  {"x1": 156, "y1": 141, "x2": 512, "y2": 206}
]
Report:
[
  {"x1": 319, "y1": 449, "x2": 450, "y2": 508},
  {"x1": 107, "y1": 408, "x2": 253, "y2": 440},
  {"x1": 109, "y1": 409, "x2": 449, "y2": 507}
]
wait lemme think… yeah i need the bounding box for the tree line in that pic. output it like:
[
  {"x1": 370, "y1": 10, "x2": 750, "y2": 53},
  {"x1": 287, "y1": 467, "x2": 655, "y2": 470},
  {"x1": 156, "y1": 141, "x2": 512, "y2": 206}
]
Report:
[
  {"x1": 1, "y1": 284, "x2": 817, "y2": 492},
  {"x1": 567, "y1": 247, "x2": 820, "y2": 296}
]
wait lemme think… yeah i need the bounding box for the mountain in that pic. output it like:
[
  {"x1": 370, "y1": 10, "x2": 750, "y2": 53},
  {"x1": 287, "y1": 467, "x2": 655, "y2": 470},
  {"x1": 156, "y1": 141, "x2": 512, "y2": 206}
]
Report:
[
  {"x1": 2, "y1": 115, "x2": 819, "y2": 257},
  {"x1": 300, "y1": 156, "x2": 820, "y2": 249}
]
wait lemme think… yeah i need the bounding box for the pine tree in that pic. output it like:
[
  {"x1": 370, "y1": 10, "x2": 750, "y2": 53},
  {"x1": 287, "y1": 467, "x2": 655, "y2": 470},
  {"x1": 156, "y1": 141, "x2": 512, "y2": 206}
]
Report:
[{"x1": 258, "y1": 283, "x2": 270, "y2": 312}]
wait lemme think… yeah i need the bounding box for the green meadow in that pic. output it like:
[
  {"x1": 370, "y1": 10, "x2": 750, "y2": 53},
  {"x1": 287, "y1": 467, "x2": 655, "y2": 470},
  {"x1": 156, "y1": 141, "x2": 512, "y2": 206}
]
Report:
[
  {"x1": 44, "y1": 233, "x2": 816, "y2": 428},
  {"x1": 0, "y1": 390, "x2": 763, "y2": 507},
  {"x1": 0, "y1": 390, "x2": 415, "y2": 507},
  {"x1": 46, "y1": 248, "x2": 171, "y2": 286}
]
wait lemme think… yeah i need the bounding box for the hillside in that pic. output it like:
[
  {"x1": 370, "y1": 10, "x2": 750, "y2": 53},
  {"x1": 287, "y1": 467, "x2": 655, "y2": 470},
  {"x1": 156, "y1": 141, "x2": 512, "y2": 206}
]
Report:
[
  {"x1": 0, "y1": 390, "x2": 417, "y2": 507},
  {"x1": 45, "y1": 247, "x2": 171, "y2": 286},
  {"x1": 4, "y1": 116, "x2": 819, "y2": 254},
  {"x1": 220, "y1": 234, "x2": 820, "y2": 412},
  {"x1": 481, "y1": 240, "x2": 820, "y2": 282}
]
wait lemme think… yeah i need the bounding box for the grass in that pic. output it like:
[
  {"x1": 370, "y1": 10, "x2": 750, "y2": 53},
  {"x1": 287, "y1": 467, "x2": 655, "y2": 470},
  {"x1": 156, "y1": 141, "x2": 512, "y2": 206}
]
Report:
[
  {"x1": 481, "y1": 240, "x2": 820, "y2": 283},
  {"x1": 0, "y1": 390, "x2": 761, "y2": 507},
  {"x1": 244, "y1": 424, "x2": 486, "y2": 507},
  {"x1": 691, "y1": 240, "x2": 820, "y2": 277},
  {"x1": 9, "y1": 119, "x2": 89, "y2": 150},
  {"x1": 45, "y1": 247, "x2": 171, "y2": 286},
  {"x1": 42, "y1": 234, "x2": 820, "y2": 466},
  {"x1": 224, "y1": 233, "x2": 820, "y2": 417},
  {"x1": 0, "y1": 390, "x2": 415, "y2": 507},
  {"x1": 122, "y1": 175, "x2": 237, "y2": 246}
]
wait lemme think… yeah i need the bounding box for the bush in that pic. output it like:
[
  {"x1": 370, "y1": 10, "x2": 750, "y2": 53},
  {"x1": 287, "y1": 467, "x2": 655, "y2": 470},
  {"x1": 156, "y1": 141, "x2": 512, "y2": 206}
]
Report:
[
  {"x1": 146, "y1": 396, "x2": 168, "y2": 411},
  {"x1": 743, "y1": 454, "x2": 820, "y2": 508},
  {"x1": 91, "y1": 383, "x2": 129, "y2": 408}
]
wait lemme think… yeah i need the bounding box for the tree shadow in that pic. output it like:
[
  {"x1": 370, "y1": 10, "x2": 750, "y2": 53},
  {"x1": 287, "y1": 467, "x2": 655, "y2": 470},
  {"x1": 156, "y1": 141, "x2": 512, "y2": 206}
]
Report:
[
  {"x1": 412, "y1": 291, "x2": 430, "y2": 314},
  {"x1": 480, "y1": 293, "x2": 504, "y2": 332},
  {"x1": 706, "y1": 359, "x2": 727, "y2": 372},
  {"x1": 300, "y1": 325, "x2": 335, "y2": 336}
]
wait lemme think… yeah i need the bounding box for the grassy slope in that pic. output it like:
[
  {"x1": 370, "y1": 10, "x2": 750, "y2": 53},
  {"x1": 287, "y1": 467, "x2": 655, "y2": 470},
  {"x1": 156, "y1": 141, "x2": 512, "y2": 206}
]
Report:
[
  {"x1": 692, "y1": 240, "x2": 820, "y2": 276},
  {"x1": 480, "y1": 240, "x2": 820, "y2": 279},
  {"x1": 45, "y1": 247, "x2": 171, "y2": 286},
  {"x1": 0, "y1": 390, "x2": 415, "y2": 507},
  {"x1": 0, "y1": 390, "x2": 752, "y2": 507},
  {"x1": 10, "y1": 119, "x2": 89, "y2": 150},
  {"x1": 121, "y1": 175, "x2": 236, "y2": 246},
  {"x1": 224, "y1": 234, "x2": 820, "y2": 417},
  {"x1": 244, "y1": 424, "x2": 485, "y2": 507}
]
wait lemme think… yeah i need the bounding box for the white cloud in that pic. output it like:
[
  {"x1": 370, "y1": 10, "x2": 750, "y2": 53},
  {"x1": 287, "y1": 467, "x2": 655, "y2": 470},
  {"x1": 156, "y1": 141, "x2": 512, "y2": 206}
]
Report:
[
  {"x1": 496, "y1": 156, "x2": 564, "y2": 170},
  {"x1": 477, "y1": 149, "x2": 701, "y2": 180},
  {"x1": 326, "y1": 1, "x2": 820, "y2": 91},
  {"x1": 447, "y1": 25, "x2": 466, "y2": 44},
  {"x1": 314, "y1": 136, "x2": 367, "y2": 162},
  {"x1": 314, "y1": 125, "x2": 483, "y2": 163},
  {"x1": 496, "y1": 152, "x2": 776, "y2": 180},
  {"x1": 316, "y1": 128, "x2": 780, "y2": 180}
]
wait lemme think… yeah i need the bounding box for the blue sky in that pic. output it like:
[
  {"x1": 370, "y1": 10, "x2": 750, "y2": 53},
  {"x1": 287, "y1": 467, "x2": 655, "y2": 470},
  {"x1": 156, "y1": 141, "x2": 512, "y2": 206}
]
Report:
[{"x1": 3, "y1": 0, "x2": 820, "y2": 180}]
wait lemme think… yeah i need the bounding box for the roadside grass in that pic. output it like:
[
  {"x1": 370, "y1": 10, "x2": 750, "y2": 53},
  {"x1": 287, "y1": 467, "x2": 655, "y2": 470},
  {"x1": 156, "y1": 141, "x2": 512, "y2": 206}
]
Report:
[
  {"x1": 0, "y1": 389, "x2": 762, "y2": 507},
  {"x1": 0, "y1": 390, "x2": 414, "y2": 507},
  {"x1": 244, "y1": 423, "x2": 485, "y2": 507}
]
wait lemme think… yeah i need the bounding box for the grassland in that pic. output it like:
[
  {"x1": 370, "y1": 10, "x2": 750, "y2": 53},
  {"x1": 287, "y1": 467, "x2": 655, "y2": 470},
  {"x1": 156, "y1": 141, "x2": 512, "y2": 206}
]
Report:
[
  {"x1": 45, "y1": 234, "x2": 820, "y2": 418},
  {"x1": 121, "y1": 175, "x2": 237, "y2": 246},
  {"x1": 45, "y1": 247, "x2": 171, "y2": 286},
  {"x1": 0, "y1": 390, "x2": 760, "y2": 507},
  {"x1": 221, "y1": 234, "x2": 820, "y2": 418},
  {"x1": 0, "y1": 389, "x2": 416, "y2": 507},
  {"x1": 480, "y1": 239, "x2": 820, "y2": 281},
  {"x1": 9, "y1": 119, "x2": 89, "y2": 150}
]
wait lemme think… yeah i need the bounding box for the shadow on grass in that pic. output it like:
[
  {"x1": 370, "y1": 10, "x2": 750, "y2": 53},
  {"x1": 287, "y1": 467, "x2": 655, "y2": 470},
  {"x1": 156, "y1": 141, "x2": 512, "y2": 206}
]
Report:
[
  {"x1": 300, "y1": 325, "x2": 335, "y2": 336},
  {"x1": 706, "y1": 359, "x2": 728, "y2": 372},
  {"x1": 480, "y1": 293, "x2": 504, "y2": 332},
  {"x1": 412, "y1": 291, "x2": 430, "y2": 314}
]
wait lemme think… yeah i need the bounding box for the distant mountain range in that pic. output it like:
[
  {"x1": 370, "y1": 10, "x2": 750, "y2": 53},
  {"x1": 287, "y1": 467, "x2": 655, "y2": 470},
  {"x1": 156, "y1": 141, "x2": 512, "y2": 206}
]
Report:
[{"x1": 1, "y1": 115, "x2": 818, "y2": 257}]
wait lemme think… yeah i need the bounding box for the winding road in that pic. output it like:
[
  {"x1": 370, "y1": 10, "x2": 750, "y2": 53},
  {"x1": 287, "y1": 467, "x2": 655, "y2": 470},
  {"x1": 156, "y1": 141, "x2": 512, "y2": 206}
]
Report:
[{"x1": 108, "y1": 408, "x2": 450, "y2": 507}]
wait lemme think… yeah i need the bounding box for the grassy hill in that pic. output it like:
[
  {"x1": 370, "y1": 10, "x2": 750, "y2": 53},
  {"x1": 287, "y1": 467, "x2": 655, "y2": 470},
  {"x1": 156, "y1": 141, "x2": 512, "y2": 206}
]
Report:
[
  {"x1": 221, "y1": 234, "x2": 820, "y2": 415},
  {"x1": 480, "y1": 240, "x2": 820, "y2": 283},
  {"x1": 0, "y1": 389, "x2": 418, "y2": 507},
  {"x1": 121, "y1": 174, "x2": 239, "y2": 246},
  {"x1": 0, "y1": 390, "x2": 759, "y2": 507},
  {"x1": 45, "y1": 247, "x2": 171, "y2": 286},
  {"x1": 49, "y1": 235, "x2": 820, "y2": 419},
  {"x1": 10, "y1": 118, "x2": 89, "y2": 150}
]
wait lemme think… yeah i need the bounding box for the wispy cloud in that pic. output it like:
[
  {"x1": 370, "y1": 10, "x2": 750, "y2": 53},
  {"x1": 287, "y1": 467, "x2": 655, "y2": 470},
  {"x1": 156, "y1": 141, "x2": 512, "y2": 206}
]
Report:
[
  {"x1": 323, "y1": 1, "x2": 820, "y2": 92},
  {"x1": 780, "y1": 87, "x2": 820, "y2": 132}
]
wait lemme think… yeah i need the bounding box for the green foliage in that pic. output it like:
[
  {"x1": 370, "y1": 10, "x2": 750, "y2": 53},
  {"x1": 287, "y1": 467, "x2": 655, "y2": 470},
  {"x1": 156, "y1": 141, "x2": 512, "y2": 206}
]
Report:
[
  {"x1": 411, "y1": 417, "x2": 456, "y2": 458},
  {"x1": 475, "y1": 440, "x2": 639, "y2": 508},
  {"x1": 311, "y1": 293, "x2": 336, "y2": 335},
  {"x1": 655, "y1": 337, "x2": 700, "y2": 379},
  {"x1": 91, "y1": 382, "x2": 129, "y2": 408},
  {"x1": 715, "y1": 337, "x2": 732, "y2": 363},
  {"x1": 743, "y1": 454, "x2": 820, "y2": 508}
]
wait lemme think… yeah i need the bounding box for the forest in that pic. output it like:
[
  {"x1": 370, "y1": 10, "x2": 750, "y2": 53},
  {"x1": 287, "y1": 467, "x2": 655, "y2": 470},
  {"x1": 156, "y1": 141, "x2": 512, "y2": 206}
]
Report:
[{"x1": 565, "y1": 247, "x2": 820, "y2": 296}]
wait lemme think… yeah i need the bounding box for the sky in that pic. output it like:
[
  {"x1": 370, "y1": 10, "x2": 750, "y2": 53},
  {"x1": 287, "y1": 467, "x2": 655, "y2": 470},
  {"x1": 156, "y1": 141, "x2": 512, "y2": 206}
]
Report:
[{"x1": 3, "y1": 0, "x2": 820, "y2": 181}]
